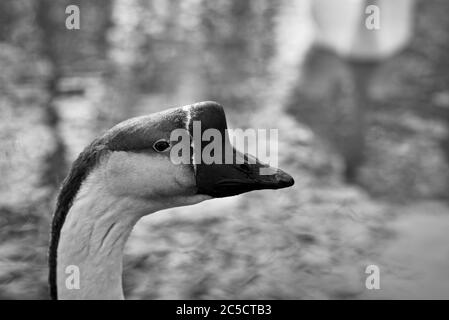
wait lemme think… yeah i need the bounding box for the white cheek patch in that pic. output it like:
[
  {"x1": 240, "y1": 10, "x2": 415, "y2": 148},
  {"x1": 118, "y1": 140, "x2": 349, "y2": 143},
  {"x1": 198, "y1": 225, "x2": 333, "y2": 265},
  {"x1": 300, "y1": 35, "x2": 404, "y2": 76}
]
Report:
[
  {"x1": 102, "y1": 152, "x2": 142, "y2": 196},
  {"x1": 103, "y1": 151, "x2": 195, "y2": 198}
]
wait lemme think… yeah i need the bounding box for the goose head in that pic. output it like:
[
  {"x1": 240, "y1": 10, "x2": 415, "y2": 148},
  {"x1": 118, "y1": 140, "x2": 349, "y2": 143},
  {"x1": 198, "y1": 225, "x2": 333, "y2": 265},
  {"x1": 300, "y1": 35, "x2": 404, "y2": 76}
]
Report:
[
  {"x1": 50, "y1": 101, "x2": 293, "y2": 299},
  {"x1": 94, "y1": 101, "x2": 294, "y2": 209}
]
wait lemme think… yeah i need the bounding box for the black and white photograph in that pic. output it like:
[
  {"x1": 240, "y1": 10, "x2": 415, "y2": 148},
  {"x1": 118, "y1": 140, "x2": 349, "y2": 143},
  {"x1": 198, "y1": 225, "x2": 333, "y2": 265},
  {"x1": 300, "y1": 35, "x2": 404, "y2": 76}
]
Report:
[{"x1": 1, "y1": 0, "x2": 449, "y2": 305}]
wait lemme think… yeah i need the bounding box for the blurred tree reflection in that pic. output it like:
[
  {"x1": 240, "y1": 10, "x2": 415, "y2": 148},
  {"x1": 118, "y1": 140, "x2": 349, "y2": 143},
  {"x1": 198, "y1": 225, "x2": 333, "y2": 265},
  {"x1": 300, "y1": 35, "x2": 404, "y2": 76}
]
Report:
[{"x1": 199, "y1": 0, "x2": 278, "y2": 110}]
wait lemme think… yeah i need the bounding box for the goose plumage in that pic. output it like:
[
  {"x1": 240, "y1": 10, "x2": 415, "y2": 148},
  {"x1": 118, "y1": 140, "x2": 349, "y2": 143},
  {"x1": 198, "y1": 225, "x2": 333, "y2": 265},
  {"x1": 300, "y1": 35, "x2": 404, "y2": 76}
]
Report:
[{"x1": 49, "y1": 101, "x2": 294, "y2": 300}]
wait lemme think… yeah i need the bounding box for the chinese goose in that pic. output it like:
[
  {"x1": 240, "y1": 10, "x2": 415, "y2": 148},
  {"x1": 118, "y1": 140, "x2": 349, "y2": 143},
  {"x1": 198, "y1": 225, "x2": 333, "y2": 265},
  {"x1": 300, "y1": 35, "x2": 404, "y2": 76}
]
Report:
[{"x1": 48, "y1": 101, "x2": 294, "y2": 299}]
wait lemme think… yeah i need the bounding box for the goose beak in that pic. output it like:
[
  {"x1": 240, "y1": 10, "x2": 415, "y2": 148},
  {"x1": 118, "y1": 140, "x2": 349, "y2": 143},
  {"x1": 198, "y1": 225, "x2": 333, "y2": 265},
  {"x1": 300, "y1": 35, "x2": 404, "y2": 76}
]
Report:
[
  {"x1": 186, "y1": 101, "x2": 294, "y2": 198},
  {"x1": 196, "y1": 148, "x2": 294, "y2": 198}
]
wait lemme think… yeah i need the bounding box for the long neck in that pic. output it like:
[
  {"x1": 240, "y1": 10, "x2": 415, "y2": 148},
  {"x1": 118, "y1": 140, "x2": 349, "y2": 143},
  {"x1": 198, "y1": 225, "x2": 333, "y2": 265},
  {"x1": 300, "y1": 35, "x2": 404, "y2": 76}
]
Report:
[{"x1": 56, "y1": 173, "x2": 153, "y2": 300}]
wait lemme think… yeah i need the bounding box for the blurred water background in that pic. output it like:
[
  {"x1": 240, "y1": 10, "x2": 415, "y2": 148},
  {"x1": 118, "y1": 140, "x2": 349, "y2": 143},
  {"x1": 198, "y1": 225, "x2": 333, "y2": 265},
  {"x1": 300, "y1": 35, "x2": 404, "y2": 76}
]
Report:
[{"x1": 1, "y1": 0, "x2": 449, "y2": 299}]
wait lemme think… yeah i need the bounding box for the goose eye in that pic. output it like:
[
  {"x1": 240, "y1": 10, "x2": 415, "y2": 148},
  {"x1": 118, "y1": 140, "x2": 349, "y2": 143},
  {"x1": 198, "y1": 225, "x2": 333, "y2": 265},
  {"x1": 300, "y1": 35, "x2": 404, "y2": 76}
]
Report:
[{"x1": 153, "y1": 139, "x2": 171, "y2": 152}]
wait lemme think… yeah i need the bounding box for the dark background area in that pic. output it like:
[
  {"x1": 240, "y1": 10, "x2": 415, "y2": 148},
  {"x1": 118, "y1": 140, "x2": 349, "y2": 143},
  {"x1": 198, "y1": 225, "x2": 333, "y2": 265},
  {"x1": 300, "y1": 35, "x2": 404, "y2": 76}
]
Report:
[{"x1": 1, "y1": 0, "x2": 449, "y2": 299}]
